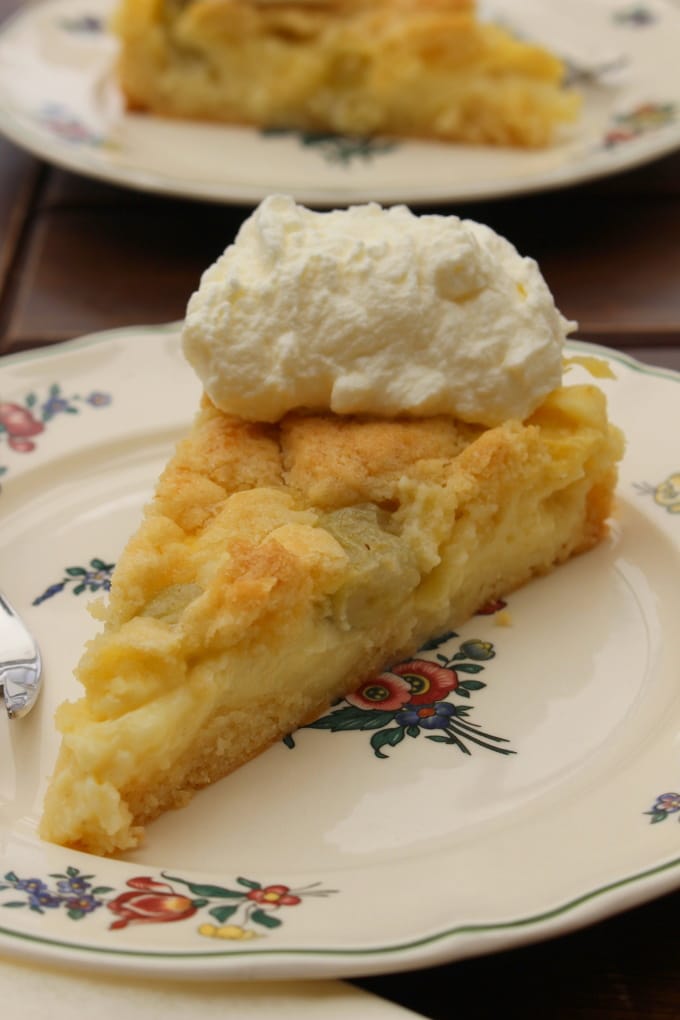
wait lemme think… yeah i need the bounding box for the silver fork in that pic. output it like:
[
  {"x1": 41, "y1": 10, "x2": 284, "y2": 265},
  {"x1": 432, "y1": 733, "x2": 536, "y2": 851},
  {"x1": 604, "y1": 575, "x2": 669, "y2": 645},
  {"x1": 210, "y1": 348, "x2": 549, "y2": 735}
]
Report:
[{"x1": 0, "y1": 590, "x2": 42, "y2": 720}]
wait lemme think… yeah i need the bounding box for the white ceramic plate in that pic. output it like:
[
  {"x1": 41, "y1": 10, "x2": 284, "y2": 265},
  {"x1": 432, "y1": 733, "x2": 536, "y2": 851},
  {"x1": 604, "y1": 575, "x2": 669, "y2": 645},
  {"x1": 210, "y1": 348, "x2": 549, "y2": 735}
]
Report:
[
  {"x1": 0, "y1": 0, "x2": 680, "y2": 205},
  {"x1": 1, "y1": 326, "x2": 680, "y2": 980}
]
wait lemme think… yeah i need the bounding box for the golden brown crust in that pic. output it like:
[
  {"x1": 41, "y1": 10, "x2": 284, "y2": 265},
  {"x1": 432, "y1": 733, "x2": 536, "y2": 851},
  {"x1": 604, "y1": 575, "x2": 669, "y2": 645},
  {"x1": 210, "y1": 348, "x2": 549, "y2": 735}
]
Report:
[{"x1": 280, "y1": 412, "x2": 483, "y2": 508}]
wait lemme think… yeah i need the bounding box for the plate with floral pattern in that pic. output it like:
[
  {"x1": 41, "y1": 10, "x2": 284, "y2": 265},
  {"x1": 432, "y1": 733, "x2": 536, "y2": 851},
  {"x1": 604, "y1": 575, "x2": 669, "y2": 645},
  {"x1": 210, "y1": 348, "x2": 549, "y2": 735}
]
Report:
[
  {"x1": 0, "y1": 0, "x2": 679, "y2": 205},
  {"x1": 1, "y1": 325, "x2": 680, "y2": 980}
]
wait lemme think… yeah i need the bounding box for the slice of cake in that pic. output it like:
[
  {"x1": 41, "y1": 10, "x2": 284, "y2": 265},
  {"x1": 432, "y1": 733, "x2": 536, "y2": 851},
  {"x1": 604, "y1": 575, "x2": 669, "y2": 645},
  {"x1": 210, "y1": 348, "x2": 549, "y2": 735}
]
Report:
[
  {"x1": 112, "y1": 0, "x2": 579, "y2": 147},
  {"x1": 40, "y1": 197, "x2": 623, "y2": 855}
]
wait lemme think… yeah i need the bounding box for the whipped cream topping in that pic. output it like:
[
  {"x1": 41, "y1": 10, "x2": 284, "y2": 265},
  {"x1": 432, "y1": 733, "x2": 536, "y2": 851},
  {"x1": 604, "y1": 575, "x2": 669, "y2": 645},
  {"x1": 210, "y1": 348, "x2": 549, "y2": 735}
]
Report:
[{"x1": 182, "y1": 195, "x2": 573, "y2": 426}]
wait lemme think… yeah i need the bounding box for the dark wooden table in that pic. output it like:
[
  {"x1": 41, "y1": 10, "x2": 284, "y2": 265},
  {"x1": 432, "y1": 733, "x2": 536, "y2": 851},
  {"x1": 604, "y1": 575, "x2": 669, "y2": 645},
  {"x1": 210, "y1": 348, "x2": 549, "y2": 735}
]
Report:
[{"x1": 1, "y1": 3, "x2": 680, "y2": 1017}]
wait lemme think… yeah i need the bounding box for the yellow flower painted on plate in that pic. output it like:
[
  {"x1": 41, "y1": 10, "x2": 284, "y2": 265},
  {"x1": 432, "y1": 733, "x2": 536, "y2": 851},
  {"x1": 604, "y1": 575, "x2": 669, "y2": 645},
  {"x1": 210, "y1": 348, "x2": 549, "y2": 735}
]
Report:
[
  {"x1": 654, "y1": 473, "x2": 680, "y2": 513},
  {"x1": 636, "y1": 472, "x2": 680, "y2": 514},
  {"x1": 198, "y1": 922, "x2": 259, "y2": 940}
]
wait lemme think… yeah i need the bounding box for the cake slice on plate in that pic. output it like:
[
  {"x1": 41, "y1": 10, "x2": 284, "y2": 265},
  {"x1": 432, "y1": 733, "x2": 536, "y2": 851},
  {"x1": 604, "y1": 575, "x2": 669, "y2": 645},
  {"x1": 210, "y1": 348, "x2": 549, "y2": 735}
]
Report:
[
  {"x1": 112, "y1": 0, "x2": 579, "y2": 147},
  {"x1": 40, "y1": 197, "x2": 622, "y2": 855}
]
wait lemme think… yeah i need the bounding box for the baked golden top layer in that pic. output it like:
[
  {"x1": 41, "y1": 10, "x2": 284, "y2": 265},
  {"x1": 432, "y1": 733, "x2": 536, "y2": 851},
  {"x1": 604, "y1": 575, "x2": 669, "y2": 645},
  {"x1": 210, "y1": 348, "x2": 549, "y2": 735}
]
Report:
[{"x1": 113, "y1": 0, "x2": 579, "y2": 145}]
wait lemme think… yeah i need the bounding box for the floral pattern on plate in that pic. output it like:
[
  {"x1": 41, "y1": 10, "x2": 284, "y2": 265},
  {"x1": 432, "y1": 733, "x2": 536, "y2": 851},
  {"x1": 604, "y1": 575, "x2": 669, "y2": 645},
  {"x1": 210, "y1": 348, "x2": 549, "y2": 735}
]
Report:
[
  {"x1": 58, "y1": 14, "x2": 105, "y2": 33},
  {"x1": 0, "y1": 867, "x2": 336, "y2": 942},
  {"x1": 38, "y1": 103, "x2": 115, "y2": 149},
  {"x1": 33, "y1": 558, "x2": 115, "y2": 605},
  {"x1": 613, "y1": 4, "x2": 658, "y2": 26},
  {"x1": 286, "y1": 628, "x2": 513, "y2": 760},
  {"x1": 634, "y1": 472, "x2": 680, "y2": 514},
  {"x1": 0, "y1": 382, "x2": 112, "y2": 490},
  {"x1": 646, "y1": 793, "x2": 680, "y2": 824},
  {"x1": 604, "y1": 101, "x2": 678, "y2": 147},
  {"x1": 0, "y1": 384, "x2": 110, "y2": 452},
  {"x1": 1, "y1": 328, "x2": 679, "y2": 980},
  {"x1": 262, "y1": 128, "x2": 399, "y2": 166}
]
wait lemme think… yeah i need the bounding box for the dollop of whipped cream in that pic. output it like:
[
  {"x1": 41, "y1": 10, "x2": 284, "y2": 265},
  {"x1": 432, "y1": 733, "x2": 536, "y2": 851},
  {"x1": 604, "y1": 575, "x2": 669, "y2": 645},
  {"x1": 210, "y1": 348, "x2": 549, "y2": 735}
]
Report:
[{"x1": 182, "y1": 194, "x2": 573, "y2": 426}]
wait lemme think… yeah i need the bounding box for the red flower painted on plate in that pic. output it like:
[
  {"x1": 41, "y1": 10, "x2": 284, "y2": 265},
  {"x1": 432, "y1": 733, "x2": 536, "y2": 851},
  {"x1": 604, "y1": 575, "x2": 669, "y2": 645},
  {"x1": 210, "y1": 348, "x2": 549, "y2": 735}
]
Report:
[
  {"x1": 346, "y1": 673, "x2": 412, "y2": 711},
  {"x1": 107, "y1": 877, "x2": 198, "y2": 929},
  {"x1": 0, "y1": 402, "x2": 45, "y2": 452},
  {"x1": 245, "y1": 884, "x2": 301, "y2": 907},
  {"x1": 390, "y1": 659, "x2": 459, "y2": 704}
]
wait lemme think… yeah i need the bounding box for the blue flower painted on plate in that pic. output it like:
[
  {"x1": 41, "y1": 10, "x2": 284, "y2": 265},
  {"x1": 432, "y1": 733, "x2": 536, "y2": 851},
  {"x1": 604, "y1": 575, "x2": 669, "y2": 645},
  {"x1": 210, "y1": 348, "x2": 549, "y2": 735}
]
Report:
[
  {"x1": 58, "y1": 15, "x2": 105, "y2": 33},
  {"x1": 613, "y1": 5, "x2": 657, "y2": 26},
  {"x1": 0, "y1": 868, "x2": 111, "y2": 919},
  {"x1": 33, "y1": 558, "x2": 115, "y2": 606},
  {"x1": 646, "y1": 792, "x2": 680, "y2": 824},
  {"x1": 86, "y1": 391, "x2": 112, "y2": 408},
  {"x1": 395, "y1": 700, "x2": 457, "y2": 731}
]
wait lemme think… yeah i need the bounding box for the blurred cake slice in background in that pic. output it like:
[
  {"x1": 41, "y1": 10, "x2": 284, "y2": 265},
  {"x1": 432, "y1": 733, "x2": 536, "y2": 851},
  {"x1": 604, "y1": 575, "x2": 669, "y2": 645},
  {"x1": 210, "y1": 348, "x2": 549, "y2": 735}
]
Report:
[{"x1": 112, "y1": 0, "x2": 580, "y2": 147}]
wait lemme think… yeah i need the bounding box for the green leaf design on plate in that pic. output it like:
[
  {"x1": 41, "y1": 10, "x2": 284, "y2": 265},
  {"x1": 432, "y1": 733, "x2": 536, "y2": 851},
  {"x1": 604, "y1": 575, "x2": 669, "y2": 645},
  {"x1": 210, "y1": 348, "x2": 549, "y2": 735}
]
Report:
[{"x1": 250, "y1": 909, "x2": 282, "y2": 929}]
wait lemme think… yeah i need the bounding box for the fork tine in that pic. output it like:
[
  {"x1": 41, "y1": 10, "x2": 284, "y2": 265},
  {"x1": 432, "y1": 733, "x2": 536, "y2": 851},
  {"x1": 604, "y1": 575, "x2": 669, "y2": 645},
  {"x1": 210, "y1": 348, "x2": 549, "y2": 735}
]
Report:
[{"x1": 0, "y1": 590, "x2": 42, "y2": 719}]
